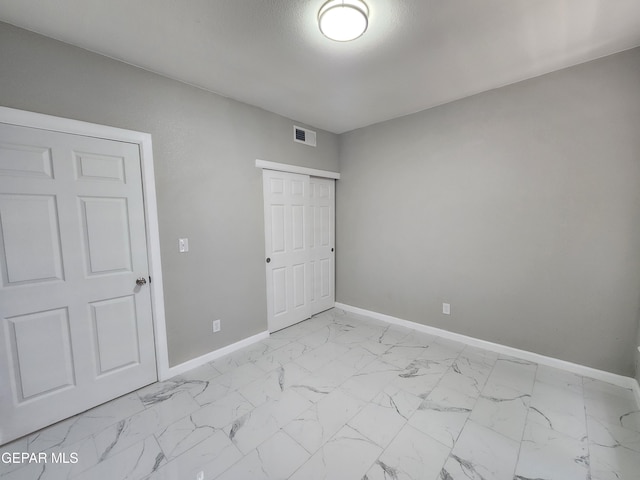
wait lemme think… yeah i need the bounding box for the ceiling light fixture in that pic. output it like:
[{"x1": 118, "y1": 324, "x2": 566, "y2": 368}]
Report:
[{"x1": 318, "y1": 0, "x2": 369, "y2": 42}]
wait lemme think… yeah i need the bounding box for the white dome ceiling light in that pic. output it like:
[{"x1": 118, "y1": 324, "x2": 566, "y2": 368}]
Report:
[{"x1": 318, "y1": 0, "x2": 369, "y2": 42}]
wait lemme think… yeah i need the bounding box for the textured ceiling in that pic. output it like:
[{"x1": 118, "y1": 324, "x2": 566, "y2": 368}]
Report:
[{"x1": 1, "y1": 0, "x2": 640, "y2": 133}]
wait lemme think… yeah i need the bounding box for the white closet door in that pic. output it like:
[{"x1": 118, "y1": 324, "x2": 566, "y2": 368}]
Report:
[
  {"x1": 309, "y1": 177, "x2": 335, "y2": 315},
  {"x1": 0, "y1": 123, "x2": 157, "y2": 445},
  {"x1": 262, "y1": 169, "x2": 335, "y2": 332},
  {"x1": 263, "y1": 170, "x2": 312, "y2": 332}
]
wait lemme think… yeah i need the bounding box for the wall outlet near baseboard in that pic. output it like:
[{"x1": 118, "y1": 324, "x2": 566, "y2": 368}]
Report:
[
  {"x1": 442, "y1": 303, "x2": 451, "y2": 315},
  {"x1": 213, "y1": 319, "x2": 221, "y2": 333},
  {"x1": 196, "y1": 471, "x2": 204, "y2": 480}
]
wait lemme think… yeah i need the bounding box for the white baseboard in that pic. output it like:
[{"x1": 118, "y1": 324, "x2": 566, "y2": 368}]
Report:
[
  {"x1": 336, "y1": 303, "x2": 639, "y2": 395},
  {"x1": 161, "y1": 330, "x2": 270, "y2": 381}
]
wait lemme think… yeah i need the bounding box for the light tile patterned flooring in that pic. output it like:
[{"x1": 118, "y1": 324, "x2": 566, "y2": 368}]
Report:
[{"x1": 2, "y1": 308, "x2": 640, "y2": 480}]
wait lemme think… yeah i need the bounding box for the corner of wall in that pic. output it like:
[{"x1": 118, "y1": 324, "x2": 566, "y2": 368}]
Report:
[{"x1": 635, "y1": 312, "x2": 640, "y2": 387}]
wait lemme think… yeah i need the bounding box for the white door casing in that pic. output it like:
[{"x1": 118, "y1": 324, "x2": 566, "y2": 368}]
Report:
[
  {"x1": 262, "y1": 169, "x2": 335, "y2": 333},
  {"x1": 0, "y1": 121, "x2": 158, "y2": 444}
]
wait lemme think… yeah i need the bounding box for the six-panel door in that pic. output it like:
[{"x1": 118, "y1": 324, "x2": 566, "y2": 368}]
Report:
[
  {"x1": 263, "y1": 170, "x2": 312, "y2": 332},
  {"x1": 0, "y1": 123, "x2": 157, "y2": 444},
  {"x1": 309, "y1": 177, "x2": 335, "y2": 315},
  {"x1": 263, "y1": 170, "x2": 335, "y2": 333}
]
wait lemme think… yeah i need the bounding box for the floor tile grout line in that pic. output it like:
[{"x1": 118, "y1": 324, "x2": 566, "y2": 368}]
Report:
[
  {"x1": 582, "y1": 375, "x2": 593, "y2": 480},
  {"x1": 270, "y1": 428, "x2": 311, "y2": 480},
  {"x1": 511, "y1": 361, "x2": 539, "y2": 480},
  {"x1": 387, "y1": 345, "x2": 468, "y2": 475},
  {"x1": 176, "y1": 315, "x2": 347, "y2": 474},
  {"x1": 282, "y1": 315, "x2": 436, "y2": 477},
  {"x1": 298, "y1": 314, "x2": 468, "y2": 477},
  {"x1": 147, "y1": 383, "x2": 250, "y2": 468},
  {"x1": 209, "y1": 312, "x2": 367, "y2": 476},
  {"x1": 281, "y1": 312, "x2": 388, "y2": 478},
  {"x1": 285, "y1": 337, "x2": 428, "y2": 478},
  {"x1": 429, "y1": 342, "x2": 498, "y2": 477},
  {"x1": 391, "y1": 340, "x2": 498, "y2": 475}
]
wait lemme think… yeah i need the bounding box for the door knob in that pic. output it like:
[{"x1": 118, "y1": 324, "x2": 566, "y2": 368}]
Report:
[
  {"x1": 136, "y1": 277, "x2": 147, "y2": 286},
  {"x1": 266, "y1": 258, "x2": 271, "y2": 263}
]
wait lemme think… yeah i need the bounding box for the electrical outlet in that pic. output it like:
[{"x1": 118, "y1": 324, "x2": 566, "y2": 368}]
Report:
[
  {"x1": 178, "y1": 238, "x2": 189, "y2": 253},
  {"x1": 196, "y1": 471, "x2": 204, "y2": 480},
  {"x1": 442, "y1": 303, "x2": 451, "y2": 315},
  {"x1": 213, "y1": 319, "x2": 221, "y2": 333}
]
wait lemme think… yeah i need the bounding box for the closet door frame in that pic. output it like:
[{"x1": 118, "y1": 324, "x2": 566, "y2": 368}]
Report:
[{"x1": 257, "y1": 159, "x2": 339, "y2": 332}]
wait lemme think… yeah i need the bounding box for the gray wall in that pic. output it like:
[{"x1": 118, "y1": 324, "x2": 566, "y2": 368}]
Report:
[
  {"x1": 337, "y1": 48, "x2": 640, "y2": 376},
  {"x1": 2, "y1": 21, "x2": 639, "y2": 379},
  {"x1": 0, "y1": 22, "x2": 339, "y2": 367},
  {"x1": 636, "y1": 314, "x2": 640, "y2": 384}
]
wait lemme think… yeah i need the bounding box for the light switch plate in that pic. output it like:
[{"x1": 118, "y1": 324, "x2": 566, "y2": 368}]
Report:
[{"x1": 179, "y1": 238, "x2": 189, "y2": 253}]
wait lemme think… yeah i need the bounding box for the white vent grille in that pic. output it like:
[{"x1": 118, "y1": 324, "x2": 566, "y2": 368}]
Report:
[{"x1": 293, "y1": 126, "x2": 316, "y2": 147}]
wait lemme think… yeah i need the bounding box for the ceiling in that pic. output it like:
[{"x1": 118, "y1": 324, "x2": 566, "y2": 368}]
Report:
[{"x1": 1, "y1": 0, "x2": 640, "y2": 134}]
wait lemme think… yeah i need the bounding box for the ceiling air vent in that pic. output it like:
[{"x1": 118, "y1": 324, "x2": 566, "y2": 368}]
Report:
[{"x1": 294, "y1": 126, "x2": 316, "y2": 147}]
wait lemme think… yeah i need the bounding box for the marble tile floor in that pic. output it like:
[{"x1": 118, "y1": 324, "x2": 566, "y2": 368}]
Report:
[{"x1": 2, "y1": 308, "x2": 639, "y2": 480}]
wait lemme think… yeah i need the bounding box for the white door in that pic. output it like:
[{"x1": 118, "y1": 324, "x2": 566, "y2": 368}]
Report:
[
  {"x1": 0, "y1": 123, "x2": 157, "y2": 445},
  {"x1": 263, "y1": 170, "x2": 335, "y2": 332},
  {"x1": 263, "y1": 170, "x2": 312, "y2": 332},
  {"x1": 309, "y1": 177, "x2": 335, "y2": 315}
]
